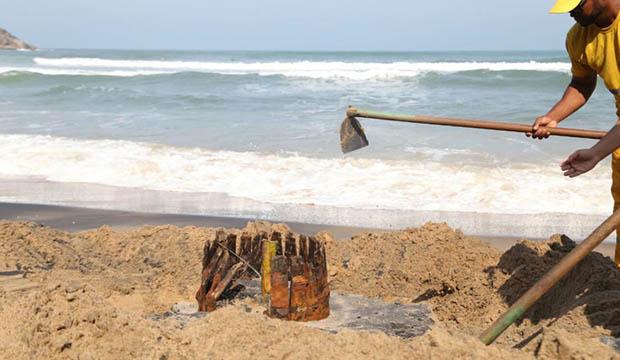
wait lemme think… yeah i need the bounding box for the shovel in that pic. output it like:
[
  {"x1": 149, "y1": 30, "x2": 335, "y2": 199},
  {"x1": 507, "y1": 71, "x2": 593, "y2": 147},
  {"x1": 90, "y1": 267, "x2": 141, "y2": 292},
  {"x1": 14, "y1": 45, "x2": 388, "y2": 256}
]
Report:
[{"x1": 340, "y1": 106, "x2": 607, "y2": 153}]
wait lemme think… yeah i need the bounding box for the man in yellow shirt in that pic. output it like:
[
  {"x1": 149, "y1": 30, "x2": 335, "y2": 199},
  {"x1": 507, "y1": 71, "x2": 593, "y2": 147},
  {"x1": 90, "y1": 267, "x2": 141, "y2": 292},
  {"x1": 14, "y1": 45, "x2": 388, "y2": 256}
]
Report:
[{"x1": 531, "y1": 0, "x2": 620, "y2": 266}]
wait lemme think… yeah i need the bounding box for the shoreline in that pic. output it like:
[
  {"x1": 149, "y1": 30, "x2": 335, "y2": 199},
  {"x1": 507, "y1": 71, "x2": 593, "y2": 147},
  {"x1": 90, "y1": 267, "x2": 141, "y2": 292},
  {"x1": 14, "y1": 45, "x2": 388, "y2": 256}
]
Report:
[
  {"x1": 0, "y1": 178, "x2": 613, "y2": 241},
  {"x1": 0, "y1": 202, "x2": 382, "y2": 240},
  {"x1": 0, "y1": 201, "x2": 614, "y2": 258}
]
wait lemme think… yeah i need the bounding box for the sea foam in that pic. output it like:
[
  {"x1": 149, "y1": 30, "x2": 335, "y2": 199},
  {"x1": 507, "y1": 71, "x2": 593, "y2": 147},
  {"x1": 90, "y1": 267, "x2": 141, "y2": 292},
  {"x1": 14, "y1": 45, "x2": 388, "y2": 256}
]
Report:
[
  {"x1": 18, "y1": 57, "x2": 572, "y2": 79},
  {"x1": 0, "y1": 134, "x2": 610, "y2": 215}
]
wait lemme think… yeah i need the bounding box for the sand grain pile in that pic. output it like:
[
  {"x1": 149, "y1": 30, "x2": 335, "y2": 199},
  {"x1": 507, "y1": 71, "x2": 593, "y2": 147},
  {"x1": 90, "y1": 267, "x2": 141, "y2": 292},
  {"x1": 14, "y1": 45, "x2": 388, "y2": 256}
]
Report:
[
  {"x1": 0, "y1": 220, "x2": 619, "y2": 359},
  {"x1": 327, "y1": 223, "x2": 505, "y2": 326},
  {"x1": 328, "y1": 223, "x2": 620, "y2": 356}
]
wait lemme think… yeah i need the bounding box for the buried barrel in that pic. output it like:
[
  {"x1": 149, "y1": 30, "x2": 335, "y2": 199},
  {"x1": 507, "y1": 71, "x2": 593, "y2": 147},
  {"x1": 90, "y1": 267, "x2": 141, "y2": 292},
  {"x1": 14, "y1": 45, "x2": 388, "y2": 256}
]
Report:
[
  {"x1": 196, "y1": 228, "x2": 330, "y2": 321},
  {"x1": 266, "y1": 234, "x2": 330, "y2": 321}
]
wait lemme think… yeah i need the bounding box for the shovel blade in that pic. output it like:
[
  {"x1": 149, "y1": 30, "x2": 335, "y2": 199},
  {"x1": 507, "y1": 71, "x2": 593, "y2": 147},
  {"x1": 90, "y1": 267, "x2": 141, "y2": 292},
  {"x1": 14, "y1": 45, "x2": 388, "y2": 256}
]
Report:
[{"x1": 340, "y1": 116, "x2": 369, "y2": 153}]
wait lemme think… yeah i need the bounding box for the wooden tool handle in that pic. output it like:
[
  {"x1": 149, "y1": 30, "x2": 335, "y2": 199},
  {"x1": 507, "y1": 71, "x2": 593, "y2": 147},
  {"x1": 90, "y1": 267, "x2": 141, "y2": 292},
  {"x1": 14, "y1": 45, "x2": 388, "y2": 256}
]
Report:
[{"x1": 347, "y1": 108, "x2": 607, "y2": 140}]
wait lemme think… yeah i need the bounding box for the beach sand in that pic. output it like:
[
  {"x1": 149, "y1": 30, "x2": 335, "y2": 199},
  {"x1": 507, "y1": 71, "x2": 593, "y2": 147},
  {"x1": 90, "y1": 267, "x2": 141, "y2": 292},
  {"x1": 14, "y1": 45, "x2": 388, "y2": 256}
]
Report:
[{"x1": 1, "y1": 203, "x2": 619, "y2": 359}]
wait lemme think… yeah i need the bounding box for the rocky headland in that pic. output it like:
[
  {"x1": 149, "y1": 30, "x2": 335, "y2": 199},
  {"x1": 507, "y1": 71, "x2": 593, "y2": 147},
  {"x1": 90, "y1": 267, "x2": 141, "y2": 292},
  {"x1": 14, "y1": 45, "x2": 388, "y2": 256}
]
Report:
[{"x1": 0, "y1": 27, "x2": 35, "y2": 50}]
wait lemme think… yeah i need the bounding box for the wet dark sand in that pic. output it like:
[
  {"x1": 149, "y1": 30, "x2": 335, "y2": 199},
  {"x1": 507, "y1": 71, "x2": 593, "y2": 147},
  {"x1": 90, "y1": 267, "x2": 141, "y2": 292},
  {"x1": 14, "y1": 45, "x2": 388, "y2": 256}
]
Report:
[{"x1": 0, "y1": 202, "x2": 383, "y2": 239}]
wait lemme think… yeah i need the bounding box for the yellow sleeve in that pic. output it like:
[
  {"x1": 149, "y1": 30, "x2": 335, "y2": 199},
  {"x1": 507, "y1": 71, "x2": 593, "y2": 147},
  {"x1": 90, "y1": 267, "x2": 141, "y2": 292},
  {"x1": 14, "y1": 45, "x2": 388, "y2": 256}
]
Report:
[{"x1": 566, "y1": 30, "x2": 595, "y2": 78}]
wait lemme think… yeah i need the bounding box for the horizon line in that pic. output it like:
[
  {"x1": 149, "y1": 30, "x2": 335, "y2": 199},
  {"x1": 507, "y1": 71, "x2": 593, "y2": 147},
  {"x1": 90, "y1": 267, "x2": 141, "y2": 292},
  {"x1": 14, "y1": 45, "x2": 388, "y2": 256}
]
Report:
[{"x1": 20, "y1": 47, "x2": 567, "y2": 53}]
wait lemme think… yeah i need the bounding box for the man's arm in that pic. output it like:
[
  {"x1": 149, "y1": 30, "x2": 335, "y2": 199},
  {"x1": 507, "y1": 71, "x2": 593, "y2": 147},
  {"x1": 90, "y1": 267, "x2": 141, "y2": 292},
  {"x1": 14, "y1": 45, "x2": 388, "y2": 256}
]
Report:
[
  {"x1": 561, "y1": 125, "x2": 620, "y2": 177},
  {"x1": 529, "y1": 73, "x2": 597, "y2": 139}
]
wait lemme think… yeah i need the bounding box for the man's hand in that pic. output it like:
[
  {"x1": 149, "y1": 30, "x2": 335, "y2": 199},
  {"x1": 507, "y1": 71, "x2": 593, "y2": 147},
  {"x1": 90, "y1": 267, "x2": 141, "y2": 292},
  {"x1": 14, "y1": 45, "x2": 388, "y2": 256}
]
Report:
[
  {"x1": 560, "y1": 149, "x2": 601, "y2": 178},
  {"x1": 527, "y1": 115, "x2": 558, "y2": 139}
]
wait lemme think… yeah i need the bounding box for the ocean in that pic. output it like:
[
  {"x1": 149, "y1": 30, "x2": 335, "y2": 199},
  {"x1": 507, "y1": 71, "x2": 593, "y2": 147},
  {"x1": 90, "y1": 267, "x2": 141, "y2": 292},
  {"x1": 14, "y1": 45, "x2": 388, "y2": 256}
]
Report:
[{"x1": 0, "y1": 49, "x2": 616, "y2": 238}]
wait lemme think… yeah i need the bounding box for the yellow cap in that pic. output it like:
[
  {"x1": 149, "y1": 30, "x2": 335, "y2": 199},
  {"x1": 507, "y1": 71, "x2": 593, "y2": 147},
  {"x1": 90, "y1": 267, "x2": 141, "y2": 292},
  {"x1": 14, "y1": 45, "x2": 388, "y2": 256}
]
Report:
[{"x1": 549, "y1": 0, "x2": 581, "y2": 13}]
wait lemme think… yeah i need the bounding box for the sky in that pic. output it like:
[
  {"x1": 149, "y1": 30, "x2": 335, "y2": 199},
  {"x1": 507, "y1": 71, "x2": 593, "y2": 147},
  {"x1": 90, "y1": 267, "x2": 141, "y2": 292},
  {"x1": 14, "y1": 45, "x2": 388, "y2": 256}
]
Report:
[{"x1": 2, "y1": 1, "x2": 575, "y2": 51}]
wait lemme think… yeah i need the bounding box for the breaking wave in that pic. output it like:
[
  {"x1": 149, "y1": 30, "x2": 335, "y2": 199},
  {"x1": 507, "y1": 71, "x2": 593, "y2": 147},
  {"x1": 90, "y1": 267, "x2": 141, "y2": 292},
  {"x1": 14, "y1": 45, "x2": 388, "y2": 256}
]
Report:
[
  {"x1": 3, "y1": 57, "x2": 573, "y2": 79},
  {"x1": 0, "y1": 134, "x2": 609, "y2": 215}
]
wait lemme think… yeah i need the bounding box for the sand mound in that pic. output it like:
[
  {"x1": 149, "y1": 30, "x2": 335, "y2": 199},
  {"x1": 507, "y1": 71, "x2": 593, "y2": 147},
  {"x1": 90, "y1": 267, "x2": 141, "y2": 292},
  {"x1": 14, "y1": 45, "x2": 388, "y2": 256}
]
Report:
[
  {"x1": 488, "y1": 234, "x2": 620, "y2": 341},
  {"x1": 327, "y1": 223, "x2": 505, "y2": 326},
  {"x1": 328, "y1": 223, "x2": 620, "y2": 354},
  {"x1": 0, "y1": 222, "x2": 88, "y2": 272},
  {"x1": 0, "y1": 220, "x2": 619, "y2": 358}
]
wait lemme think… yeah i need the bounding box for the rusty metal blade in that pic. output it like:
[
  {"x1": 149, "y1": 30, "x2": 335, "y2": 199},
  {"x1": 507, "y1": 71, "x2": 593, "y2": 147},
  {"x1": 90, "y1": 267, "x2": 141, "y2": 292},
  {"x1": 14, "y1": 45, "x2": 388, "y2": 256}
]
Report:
[{"x1": 340, "y1": 116, "x2": 369, "y2": 153}]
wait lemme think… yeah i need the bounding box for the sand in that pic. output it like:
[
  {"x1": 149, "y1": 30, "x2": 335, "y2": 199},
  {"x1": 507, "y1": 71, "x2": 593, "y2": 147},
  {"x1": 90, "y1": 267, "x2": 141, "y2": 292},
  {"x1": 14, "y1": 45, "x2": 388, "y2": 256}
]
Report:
[{"x1": 1, "y1": 219, "x2": 620, "y2": 359}]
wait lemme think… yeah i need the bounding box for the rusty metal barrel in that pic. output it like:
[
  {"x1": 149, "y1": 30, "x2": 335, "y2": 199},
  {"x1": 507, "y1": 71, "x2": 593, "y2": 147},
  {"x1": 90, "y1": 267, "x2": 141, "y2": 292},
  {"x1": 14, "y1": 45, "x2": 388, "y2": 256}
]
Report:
[{"x1": 196, "y1": 228, "x2": 330, "y2": 321}]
